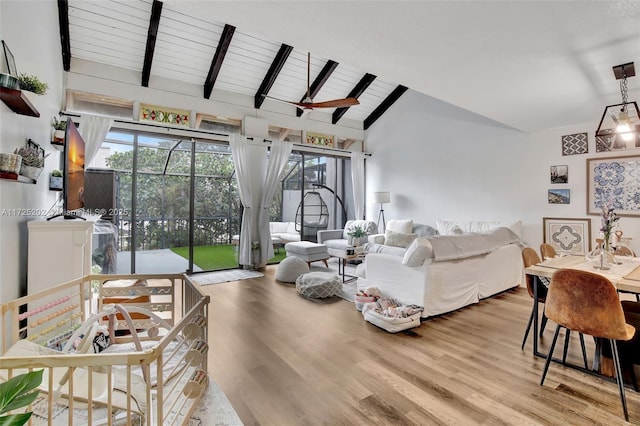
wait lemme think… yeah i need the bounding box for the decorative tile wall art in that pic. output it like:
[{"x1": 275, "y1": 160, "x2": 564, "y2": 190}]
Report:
[
  {"x1": 543, "y1": 217, "x2": 591, "y2": 255},
  {"x1": 548, "y1": 189, "x2": 570, "y2": 204},
  {"x1": 561, "y1": 132, "x2": 588, "y2": 155},
  {"x1": 305, "y1": 131, "x2": 334, "y2": 148},
  {"x1": 587, "y1": 155, "x2": 640, "y2": 216},
  {"x1": 139, "y1": 103, "x2": 190, "y2": 127},
  {"x1": 550, "y1": 165, "x2": 568, "y2": 184}
]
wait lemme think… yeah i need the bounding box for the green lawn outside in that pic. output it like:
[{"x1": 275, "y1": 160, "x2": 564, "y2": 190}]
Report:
[{"x1": 170, "y1": 244, "x2": 286, "y2": 271}]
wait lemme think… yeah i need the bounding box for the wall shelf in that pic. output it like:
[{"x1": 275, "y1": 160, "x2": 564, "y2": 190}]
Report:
[
  {"x1": 0, "y1": 172, "x2": 36, "y2": 184},
  {"x1": 0, "y1": 87, "x2": 40, "y2": 117}
]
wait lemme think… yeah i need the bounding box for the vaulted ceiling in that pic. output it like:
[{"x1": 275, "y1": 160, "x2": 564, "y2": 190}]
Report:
[{"x1": 60, "y1": 0, "x2": 640, "y2": 133}]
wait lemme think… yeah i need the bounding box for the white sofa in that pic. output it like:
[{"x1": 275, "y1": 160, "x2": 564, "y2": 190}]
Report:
[
  {"x1": 269, "y1": 221, "x2": 301, "y2": 243},
  {"x1": 362, "y1": 225, "x2": 524, "y2": 319}
]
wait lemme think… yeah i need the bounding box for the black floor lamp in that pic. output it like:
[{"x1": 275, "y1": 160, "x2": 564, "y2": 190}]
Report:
[{"x1": 373, "y1": 191, "x2": 390, "y2": 232}]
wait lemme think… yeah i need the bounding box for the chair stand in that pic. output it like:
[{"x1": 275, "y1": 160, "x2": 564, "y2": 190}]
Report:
[
  {"x1": 522, "y1": 301, "x2": 548, "y2": 350},
  {"x1": 540, "y1": 325, "x2": 629, "y2": 422}
]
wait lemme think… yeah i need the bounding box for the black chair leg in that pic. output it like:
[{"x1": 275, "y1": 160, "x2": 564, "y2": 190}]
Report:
[
  {"x1": 562, "y1": 329, "x2": 571, "y2": 365},
  {"x1": 540, "y1": 311, "x2": 548, "y2": 338},
  {"x1": 540, "y1": 325, "x2": 562, "y2": 386},
  {"x1": 636, "y1": 293, "x2": 639, "y2": 302},
  {"x1": 579, "y1": 333, "x2": 588, "y2": 369},
  {"x1": 610, "y1": 339, "x2": 629, "y2": 422},
  {"x1": 521, "y1": 301, "x2": 536, "y2": 350}
]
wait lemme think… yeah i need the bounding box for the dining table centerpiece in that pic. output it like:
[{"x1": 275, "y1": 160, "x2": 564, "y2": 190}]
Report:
[{"x1": 589, "y1": 200, "x2": 620, "y2": 270}]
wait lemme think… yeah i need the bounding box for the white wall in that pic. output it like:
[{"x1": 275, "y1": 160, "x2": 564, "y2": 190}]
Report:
[
  {"x1": 0, "y1": 0, "x2": 65, "y2": 302},
  {"x1": 365, "y1": 89, "x2": 640, "y2": 254}
]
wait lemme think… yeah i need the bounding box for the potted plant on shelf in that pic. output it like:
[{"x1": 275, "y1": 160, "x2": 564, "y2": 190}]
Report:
[
  {"x1": 14, "y1": 145, "x2": 44, "y2": 181},
  {"x1": 346, "y1": 224, "x2": 367, "y2": 247},
  {"x1": 51, "y1": 117, "x2": 66, "y2": 145},
  {"x1": 17, "y1": 73, "x2": 48, "y2": 95},
  {"x1": 49, "y1": 169, "x2": 63, "y2": 190}
]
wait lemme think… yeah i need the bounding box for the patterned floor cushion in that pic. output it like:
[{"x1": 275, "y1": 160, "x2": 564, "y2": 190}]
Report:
[{"x1": 295, "y1": 272, "x2": 341, "y2": 299}]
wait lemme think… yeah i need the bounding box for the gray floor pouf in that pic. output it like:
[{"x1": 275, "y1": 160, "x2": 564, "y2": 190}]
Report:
[
  {"x1": 296, "y1": 272, "x2": 341, "y2": 299},
  {"x1": 276, "y1": 256, "x2": 310, "y2": 283}
]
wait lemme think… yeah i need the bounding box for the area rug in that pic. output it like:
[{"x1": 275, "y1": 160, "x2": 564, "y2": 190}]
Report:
[
  {"x1": 191, "y1": 269, "x2": 264, "y2": 286},
  {"x1": 183, "y1": 379, "x2": 243, "y2": 425}
]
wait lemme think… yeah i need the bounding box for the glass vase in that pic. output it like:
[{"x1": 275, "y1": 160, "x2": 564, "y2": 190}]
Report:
[{"x1": 588, "y1": 242, "x2": 615, "y2": 270}]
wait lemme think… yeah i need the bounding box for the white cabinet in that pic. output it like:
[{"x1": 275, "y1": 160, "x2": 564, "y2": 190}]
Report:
[{"x1": 27, "y1": 217, "x2": 97, "y2": 295}]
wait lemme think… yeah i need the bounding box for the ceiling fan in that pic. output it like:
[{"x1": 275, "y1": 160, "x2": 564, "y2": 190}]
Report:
[{"x1": 263, "y1": 52, "x2": 359, "y2": 111}]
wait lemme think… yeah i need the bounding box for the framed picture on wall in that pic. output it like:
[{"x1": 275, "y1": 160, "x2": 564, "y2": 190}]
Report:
[
  {"x1": 550, "y1": 165, "x2": 568, "y2": 183},
  {"x1": 548, "y1": 188, "x2": 570, "y2": 204},
  {"x1": 543, "y1": 217, "x2": 592, "y2": 255},
  {"x1": 587, "y1": 154, "x2": 640, "y2": 217}
]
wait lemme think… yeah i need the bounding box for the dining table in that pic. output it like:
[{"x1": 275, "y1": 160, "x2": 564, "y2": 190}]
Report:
[{"x1": 524, "y1": 254, "x2": 640, "y2": 369}]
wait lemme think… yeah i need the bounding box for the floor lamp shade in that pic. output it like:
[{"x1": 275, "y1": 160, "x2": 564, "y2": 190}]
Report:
[
  {"x1": 373, "y1": 192, "x2": 390, "y2": 232},
  {"x1": 373, "y1": 192, "x2": 390, "y2": 204}
]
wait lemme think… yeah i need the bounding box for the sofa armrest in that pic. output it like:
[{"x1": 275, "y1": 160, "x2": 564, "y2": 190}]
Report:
[
  {"x1": 317, "y1": 229, "x2": 344, "y2": 244},
  {"x1": 368, "y1": 234, "x2": 385, "y2": 244}
]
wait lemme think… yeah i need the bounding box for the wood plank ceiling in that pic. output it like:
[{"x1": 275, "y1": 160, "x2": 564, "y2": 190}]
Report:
[{"x1": 59, "y1": 0, "x2": 407, "y2": 129}]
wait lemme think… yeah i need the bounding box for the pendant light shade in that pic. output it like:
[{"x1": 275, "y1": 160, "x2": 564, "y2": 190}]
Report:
[{"x1": 596, "y1": 62, "x2": 639, "y2": 149}]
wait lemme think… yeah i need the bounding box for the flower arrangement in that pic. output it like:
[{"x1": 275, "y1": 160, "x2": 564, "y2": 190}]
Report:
[{"x1": 600, "y1": 199, "x2": 620, "y2": 251}]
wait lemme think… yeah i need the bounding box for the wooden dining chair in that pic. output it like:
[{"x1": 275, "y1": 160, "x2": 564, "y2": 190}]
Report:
[
  {"x1": 540, "y1": 268, "x2": 636, "y2": 421},
  {"x1": 615, "y1": 245, "x2": 635, "y2": 257},
  {"x1": 540, "y1": 243, "x2": 557, "y2": 260},
  {"x1": 521, "y1": 247, "x2": 549, "y2": 349}
]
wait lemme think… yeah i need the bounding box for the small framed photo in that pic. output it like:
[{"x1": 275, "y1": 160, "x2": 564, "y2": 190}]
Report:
[
  {"x1": 550, "y1": 165, "x2": 568, "y2": 184},
  {"x1": 543, "y1": 217, "x2": 592, "y2": 255},
  {"x1": 548, "y1": 188, "x2": 570, "y2": 204},
  {"x1": 2, "y1": 40, "x2": 17, "y2": 76}
]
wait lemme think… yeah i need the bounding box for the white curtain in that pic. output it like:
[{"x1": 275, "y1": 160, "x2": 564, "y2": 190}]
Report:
[
  {"x1": 229, "y1": 134, "x2": 266, "y2": 267},
  {"x1": 258, "y1": 140, "x2": 293, "y2": 266},
  {"x1": 351, "y1": 151, "x2": 365, "y2": 219},
  {"x1": 79, "y1": 114, "x2": 114, "y2": 165}
]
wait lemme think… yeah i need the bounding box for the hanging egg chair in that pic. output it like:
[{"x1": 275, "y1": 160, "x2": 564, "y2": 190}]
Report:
[{"x1": 295, "y1": 191, "x2": 329, "y2": 241}]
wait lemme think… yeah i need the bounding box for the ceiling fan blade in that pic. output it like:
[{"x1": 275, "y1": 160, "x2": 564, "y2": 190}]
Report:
[
  {"x1": 262, "y1": 94, "x2": 300, "y2": 107},
  {"x1": 294, "y1": 97, "x2": 360, "y2": 109}
]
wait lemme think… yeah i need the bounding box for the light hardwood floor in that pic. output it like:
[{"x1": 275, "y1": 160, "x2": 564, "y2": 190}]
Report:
[{"x1": 201, "y1": 266, "x2": 640, "y2": 425}]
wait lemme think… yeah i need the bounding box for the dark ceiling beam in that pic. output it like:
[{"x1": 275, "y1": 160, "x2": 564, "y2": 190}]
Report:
[
  {"x1": 141, "y1": 0, "x2": 163, "y2": 87},
  {"x1": 57, "y1": 0, "x2": 71, "y2": 71},
  {"x1": 254, "y1": 43, "x2": 293, "y2": 109},
  {"x1": 332, "y1": 73, "x2": 376, "y2": 124},
  {"x1": 204, "y1": 24, "x2": 235, "y2": 99},
  {"x1": 363, "y1": 85, "x2": 408, "y2": 130},
  {"x1": 296, "y1": 59, "x2": 339, "y2": 117}
]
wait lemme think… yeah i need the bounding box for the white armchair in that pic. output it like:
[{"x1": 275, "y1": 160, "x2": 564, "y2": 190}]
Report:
[{"x1": 317, "y1": 220, "x2": 378, "y2": 257}]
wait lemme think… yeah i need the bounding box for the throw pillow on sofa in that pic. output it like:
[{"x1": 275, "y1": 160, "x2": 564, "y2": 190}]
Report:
[
  {"x1": 385, "y1": 229, "x2": 417, "y2": 248},
  {"x1": 402, "y1": 238, "x2": 433, "y2": 266},
  {"x1": 387, "y1": 219, "x2": 413, "y2": 234}
]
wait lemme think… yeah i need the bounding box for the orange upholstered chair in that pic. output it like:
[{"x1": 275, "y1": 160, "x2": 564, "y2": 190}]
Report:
[
  {"x1": 521, "y1": 247, "x2": 549, "y2": 349},
  {"x1": 540, "y1": 268, "x2": 637, "y2": 421},
  {"x1": 540, "y1": 243, "x2": 557, "y2": 260}
]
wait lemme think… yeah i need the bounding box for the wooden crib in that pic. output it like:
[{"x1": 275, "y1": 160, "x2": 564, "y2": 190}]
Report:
[{"x1": 0, "y1": 273, "x2": 210, "y2": 425}]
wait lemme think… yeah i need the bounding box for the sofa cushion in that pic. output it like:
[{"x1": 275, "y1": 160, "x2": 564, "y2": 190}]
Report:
[
  {"x1": 324, "y1": 239, "x2": 349, "y2": 251},
  {"x1": 270, "y1": 222, "x2": 289, "y2": 233},
  {"x1": 363, "y1": 242, "x2": 407, "y2": 257},
  {"x1": 402, "y1": 238, "x2": 433, "y2": 267},
  {"x1": 286, "y1": 222, "x2": 298, "y2": 235},
  {"x1": 387, "y1": 219, "x2": 413, "y2": 234},
  {"x1": 385, "y1": 229, "x2": 417, "y2": 248},
  {"x1": 436, "y1": 220, "x2": 523, "y2": 238}
]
